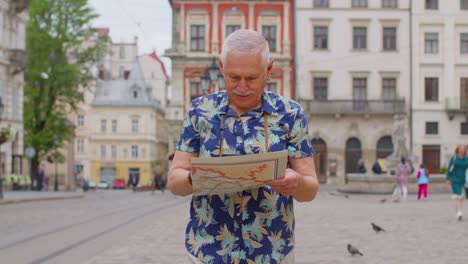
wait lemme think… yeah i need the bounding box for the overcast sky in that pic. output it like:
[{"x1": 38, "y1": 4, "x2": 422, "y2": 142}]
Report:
[{"x1": 88, "y1": 0, "x2": 172, "y2": 76}]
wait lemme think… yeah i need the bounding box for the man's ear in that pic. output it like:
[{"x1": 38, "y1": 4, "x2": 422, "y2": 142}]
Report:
[
  {"x1": 218, "y1": 57, "x2": 224, "y2": 74},
  {"x1": 266, "y1": 58, "x2": 274, "y2": 78}
]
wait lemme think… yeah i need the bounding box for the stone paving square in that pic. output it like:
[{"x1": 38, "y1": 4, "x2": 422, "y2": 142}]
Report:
[{"x1": 83, "y1": 189, "x2": 468, "y2": 264}]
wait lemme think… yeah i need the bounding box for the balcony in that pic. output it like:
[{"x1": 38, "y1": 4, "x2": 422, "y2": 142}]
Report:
[
  {"x1": 446, "y1": 97, "x2": 468, "y2": 120},
  {"x1": 8, "y1": 49, "x2": 27, "y2": 73},
  {"x1": 10, "y1": 0, "x2": 30, "y2": 14},
  {"x1": 298, "y1": 99, "x2": 406, "y2": 116}
]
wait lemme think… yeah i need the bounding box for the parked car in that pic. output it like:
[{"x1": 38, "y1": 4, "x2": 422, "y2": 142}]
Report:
[
  {"x1": 87, "y1": 180, "x2": 97, "y2": 189},
  {"x1": 112, "y1": 179, "x2": 126, "y2": 189},
  {"x1": 98, "y1": 180, "x2": 110, "y2": 189}
]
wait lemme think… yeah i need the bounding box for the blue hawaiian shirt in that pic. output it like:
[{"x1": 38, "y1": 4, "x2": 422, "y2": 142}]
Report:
[{"x1": 176, "y1": 91, "x2": 314, "y2": 264}]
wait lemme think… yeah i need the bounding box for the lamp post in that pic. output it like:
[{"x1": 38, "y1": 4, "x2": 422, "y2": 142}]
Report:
[
  {"x1": 53, "y1": 136, "x2": 59, "y2": 191},
  {"x1": 201, "y1": 57, "x2": 225, "y2": 94},
  {"x1": 0, "y1": 97, "x2": 4, "y2": 199}
]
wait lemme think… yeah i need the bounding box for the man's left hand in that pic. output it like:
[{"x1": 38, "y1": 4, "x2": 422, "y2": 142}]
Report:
[{"x1": 266, "y1": 168, "x2": 302, "y2": 196}]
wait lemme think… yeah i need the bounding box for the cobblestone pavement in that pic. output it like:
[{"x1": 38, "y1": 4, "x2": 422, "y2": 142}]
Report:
[{"x1": 82, "y1": 188, "x2": 468, "y2": 264}]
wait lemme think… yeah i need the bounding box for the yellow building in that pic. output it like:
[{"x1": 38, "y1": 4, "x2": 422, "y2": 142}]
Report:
[{"x1": 89, "y1": 61, "x2": 167, "y2": 187}]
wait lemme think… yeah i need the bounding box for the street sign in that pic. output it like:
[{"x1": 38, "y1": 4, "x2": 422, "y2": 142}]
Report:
[{"x1": 25, "y1": 147, "x2": 36, "y2": 158}]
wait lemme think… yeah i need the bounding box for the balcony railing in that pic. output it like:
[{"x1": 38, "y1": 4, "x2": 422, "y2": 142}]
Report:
[
  {"x1": 298, "y1": 99, "x2": 406, "y2": 115},
  {"x1": 8, "y1": 49, "x2": 27, "y2": 73},
  {"x1": 10, "y1": 0, "x2": 29, "y2": 14},
  {"x1": 446, "y1": 97, "x2": 468, "y2": 120}
]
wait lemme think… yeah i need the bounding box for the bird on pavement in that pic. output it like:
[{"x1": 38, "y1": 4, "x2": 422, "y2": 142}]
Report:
[
  {"x1": 371, "y1": 222, "x2": 385, "y2": 233},
  {"x1": 347, "y1": 244, "x2": 363, "y2": 256},
  {"x1": 380, "y1": 198, "x2": 387, "y2": 203},
  {"x1": 344, "y1": 194, "x2": 349, "y2": 199}
]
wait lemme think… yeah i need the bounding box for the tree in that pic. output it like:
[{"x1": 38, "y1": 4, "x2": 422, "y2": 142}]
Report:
[{"x1": 24, "y1": 0, "x2": 109, "y2": 186}]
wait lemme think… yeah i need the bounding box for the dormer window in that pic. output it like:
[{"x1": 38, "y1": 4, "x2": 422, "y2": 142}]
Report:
[{"x1": 133, "y1": 91, "x2": 138, "y2": 98}]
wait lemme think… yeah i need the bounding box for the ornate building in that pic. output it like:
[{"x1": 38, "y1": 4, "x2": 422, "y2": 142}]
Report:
[
  {"x1": 0, "y1": 0, "x2": 28, "y2": 179},
  {"x1": 165, "y1": 0, "x2": 295, "y2": 155}
]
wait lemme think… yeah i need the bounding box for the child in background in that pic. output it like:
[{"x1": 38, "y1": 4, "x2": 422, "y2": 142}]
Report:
[{"x1": 417, "y1": 164, "x2": 430, "y2": 200}]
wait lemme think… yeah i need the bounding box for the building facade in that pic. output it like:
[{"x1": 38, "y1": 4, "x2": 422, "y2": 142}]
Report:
[
  {"x1": 411, "y1": 0, "x2": 468, "y2": 174},
  {"x1": 165, "y1": 0, "x2": 295, "y2": 155},
  {"x1": 0, "y1": 0, "x2": 27, "y2": 179},
  {"x1": 296, "y1": 0, "x2": 410, "y2": 184},
  {"x1": 138, "y1": 52, "x2": 170, "y2": 108},
  {"x1": 89, "y1": 61, "x2": 168, "y2": 187}
]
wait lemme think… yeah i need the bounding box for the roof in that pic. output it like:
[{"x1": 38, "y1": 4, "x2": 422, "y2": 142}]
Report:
[
  {"x1": 148, "y1": 52, "x2": 169, "y2": 81},
  {"x1": 94, "y1": 27, "x2": 109, "y2": 37}
]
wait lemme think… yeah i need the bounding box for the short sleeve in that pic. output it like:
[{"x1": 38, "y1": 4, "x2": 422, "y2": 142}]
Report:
[
  {"x1": 176, "y1": 103, "x2": 200, "y2": 153},
  {"x1": 287, "y1": 106, "x2": 314, "y2": 158}
]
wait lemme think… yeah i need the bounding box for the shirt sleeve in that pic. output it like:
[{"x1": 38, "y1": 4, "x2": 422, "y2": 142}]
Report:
[
  {"x1": 287, "y1": 106, "x2": 314, "y2": 158},
  {"x1": 176, "y1": 103, "x2": 200, "y2": 153},
  {"x1": 446, "y1": 157, "x2": 454, "y2": 180}
]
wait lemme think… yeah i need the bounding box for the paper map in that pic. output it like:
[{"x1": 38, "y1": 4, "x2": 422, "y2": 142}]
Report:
[{"x1": 191, "y1": 150, "x2": 288, "y2": 196}]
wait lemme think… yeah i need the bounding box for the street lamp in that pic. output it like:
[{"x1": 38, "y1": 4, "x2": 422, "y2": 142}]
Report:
[
  {"x1": 201, "y1": 57, "x2": 225, "y2": 94},
  {"x1": 53, "y1": 136, "x2": 59, "y2": 191},
  {"x1": 0, "y1": 97, "x2": 4, "y2": 200}
]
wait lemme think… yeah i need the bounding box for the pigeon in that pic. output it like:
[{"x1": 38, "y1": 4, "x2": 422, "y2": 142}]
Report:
[
  {"x1": 344, "y1": 194, "x2": 349, "y2": 199},
  {"x1": 380, "y1": 198, "x2": 387, "y2": 203},
  {"x1": 371, "y1": 222, "x2": 385, "y2": 233},
  {"x1": 347, "y1": 244, "x2": 363, "y2": 256}
]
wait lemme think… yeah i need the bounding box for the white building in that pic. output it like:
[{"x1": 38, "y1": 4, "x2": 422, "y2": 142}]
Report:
[
  {"x1": 138, "y1": 52, "x2": 170, "y2": 108},
  {"x1": 411, "y1": 0, "x2": 468, "y2": 174},
  {"x1": 0, "y1": 0, "x2": 27, "y2": 177},
  {"x1": 296, "y1": 0, "x2": 410, "y2": 184}
]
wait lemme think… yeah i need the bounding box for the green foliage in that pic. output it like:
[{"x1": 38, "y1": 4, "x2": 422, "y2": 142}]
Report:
[
  {"x1": 439, "y1": 166, "x2": 447, "y2": 174},
  {"x1": 24, "y1": 0, "x2": 109, "y2": 163}
]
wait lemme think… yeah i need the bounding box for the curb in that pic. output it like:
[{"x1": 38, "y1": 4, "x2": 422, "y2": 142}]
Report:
[{"x1": 0, "y1": 194, "x2": 84, "y2": 205}]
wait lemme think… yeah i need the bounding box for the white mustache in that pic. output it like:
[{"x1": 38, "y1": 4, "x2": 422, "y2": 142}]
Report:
[{"x1": 232, "y1": 89, "x2": 254, "y2": 96}]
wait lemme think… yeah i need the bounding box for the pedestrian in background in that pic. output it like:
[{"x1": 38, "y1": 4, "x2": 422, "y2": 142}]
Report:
[
  {"x1": 446, "y1": 145, "x2": 468, "y2": 221},
  {"x1": 395, "y1": 157, "x2": 412, "y2": 202},
  {"x1": 416, "y1": 163, "x2": 429, "y2": 200},
  {"x1": 356, "y1": 159, "x2": 366, "y2": 173},
  {"x1": 36, "y1": 164, "x2": 45, "y2": 191}
]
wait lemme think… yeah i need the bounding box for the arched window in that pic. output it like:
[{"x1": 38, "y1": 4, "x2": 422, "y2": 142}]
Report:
[
  {"x1": 133, "y1": 91, "x2": 138, "y2": 98},
  {"x1": 345, "y1": 137, "x2": 362, "y2": 174},
  {"x1": 376, "y1": 136, "x2": 393, "y2": 158}
]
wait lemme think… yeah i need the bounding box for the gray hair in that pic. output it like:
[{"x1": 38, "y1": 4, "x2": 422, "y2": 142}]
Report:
[{"x1": 220, "y1": 29, "x2": 270, "y2": 67}]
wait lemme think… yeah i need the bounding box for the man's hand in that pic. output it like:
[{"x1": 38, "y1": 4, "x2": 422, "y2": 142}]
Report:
[{"x1": 266, "y1": 168, "x2": 302, "y2": 196}]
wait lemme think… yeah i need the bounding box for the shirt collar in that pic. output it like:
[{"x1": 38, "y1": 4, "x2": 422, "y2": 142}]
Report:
[{"x1": 216, "y1": 91, "x2": 278, "y2": 117}]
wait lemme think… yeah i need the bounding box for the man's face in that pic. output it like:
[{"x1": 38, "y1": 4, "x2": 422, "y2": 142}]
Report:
[{"x1": 220, "y1": 53, "x2": 273, "y2": 115}]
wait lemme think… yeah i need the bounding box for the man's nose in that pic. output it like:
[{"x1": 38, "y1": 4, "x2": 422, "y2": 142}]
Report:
[{"x1": 236, "y1": 79, "x2": 248, "y2": 91}]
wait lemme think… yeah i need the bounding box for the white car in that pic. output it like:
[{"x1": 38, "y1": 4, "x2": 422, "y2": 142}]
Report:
[
  {"x1": 87, "y1": 180, "x2": 97, "y2": 189},
  {"x1": 98, "y1": 180, "x2": 110, "y2": 189}
]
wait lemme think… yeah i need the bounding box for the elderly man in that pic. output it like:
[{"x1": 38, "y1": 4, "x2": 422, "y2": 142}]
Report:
[{"x1": 168, "y1": 29, "x2": 319, "y2": 264}]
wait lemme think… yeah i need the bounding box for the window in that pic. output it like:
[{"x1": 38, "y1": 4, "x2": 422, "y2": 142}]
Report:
[
  {"x1": 77, "y1": 115, "x2": 84, "y2": 127},
  {"x1": 266, "y1": 82, "x2": 277, "y2": 93},
  {"x1": 119, "y1": 65, "x2": 125, "y2": 78},
  {"x1": 425, "y1": 77, "x2": 438, "y2": 102},
  {"x1": 425, "y1": 33, "x2": 439, "y2": 54},
  {"x1": 190, "y1": 25, "x2": 205, "y2": 51},
  {"x1": 314, "y1": 0, "x2": 329, "y2": 7},
  {"x1": 100, "y1": 145, "x2": 106, "y2": 159},
  {"x1": 262, "y1": 25, "x2": 277, "y2": 52},
  {"x1": 112, "y1": 119, "x2": 117, "y2": 133},
  {"x1": 132, "y1": 119, "x2": 139, "y2": 134},
  {"x1": 190, "y1": 81, "x2": 202, "y2": 101},
  {"x1": 461, "y1": 78, "x2": 468, "y2": 109},
  {"x1": 425, "y1": 122, "x2": 438, "y2": 135},
  {"x1": 376, "y1": 136, "x2": 393, "y2": 158},
  {"x1": 76, "y1": 139, "x2": 84, "y2": 153},
  {"x1": 314, "y1": 26, "x2": 328, "y2": 49},
  {"x1": 461, "y1": 33, "x2": 468, "y2": 54},
  {"x1": 100, "y1": 119, "x2": 107, "y2": 132},
  {"x1": 425, "y1": 0, "x2": 438, "y2": 10},
  {"x1": 131, "y1": 145, "x2": 138, "y2": 159},
  {"x1": 313, "y1": 78, "x2": 328, "y2": 100},
  {"x1": 353, "y1": 27, "x2": 367, "y2": 50},
  {"x1": 383, "y1": 28, "x2": 397, "y2": 50},
  {"x1": 353, "y1": 78, "x2": 367, "y2": 100},
  {"x1": 462, "y1": 0, "x2": 468, "y2": 10},
  {"x1": 382, "y1": 0, "x2": 398, "y2": 8},
  {"x1": 111, "y1": 145, "x2": 117, "y2": 160},
  {"x1": 226, "y1": 25, "x2": 241, "y2": 37},
  {"x1": 352, "y1": 0, "x2": 368, "y2": 8},
  {"x1": 461, "y1": 123, "x2": 468, "y2": 135},
  {"x1": 133, "y1": 90, "x2": 138, "y2": 98},
  {"x1": 119, "y1": 47, "x2": 125, "y2": 59},
  {"x1": 382, "y1": 78, "x2": 397, "y2": 100}
]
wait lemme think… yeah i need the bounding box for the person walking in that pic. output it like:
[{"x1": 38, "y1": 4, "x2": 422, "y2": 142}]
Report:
[
  {"x1": 36, "y1": 164, "x2": 45, "y2": 191},
  {"x1": 446, "y1": 145, "x2": 468, "y2": 221},
  {"x1": 167, "y1": 29, "x2": 319, "y2": 264},
  {"x1": 395, "y1": 157, "x2": 412, "y2": 202},
  {"x1": 416, "y1": 164, "x2": 429, "y2": 200}
]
